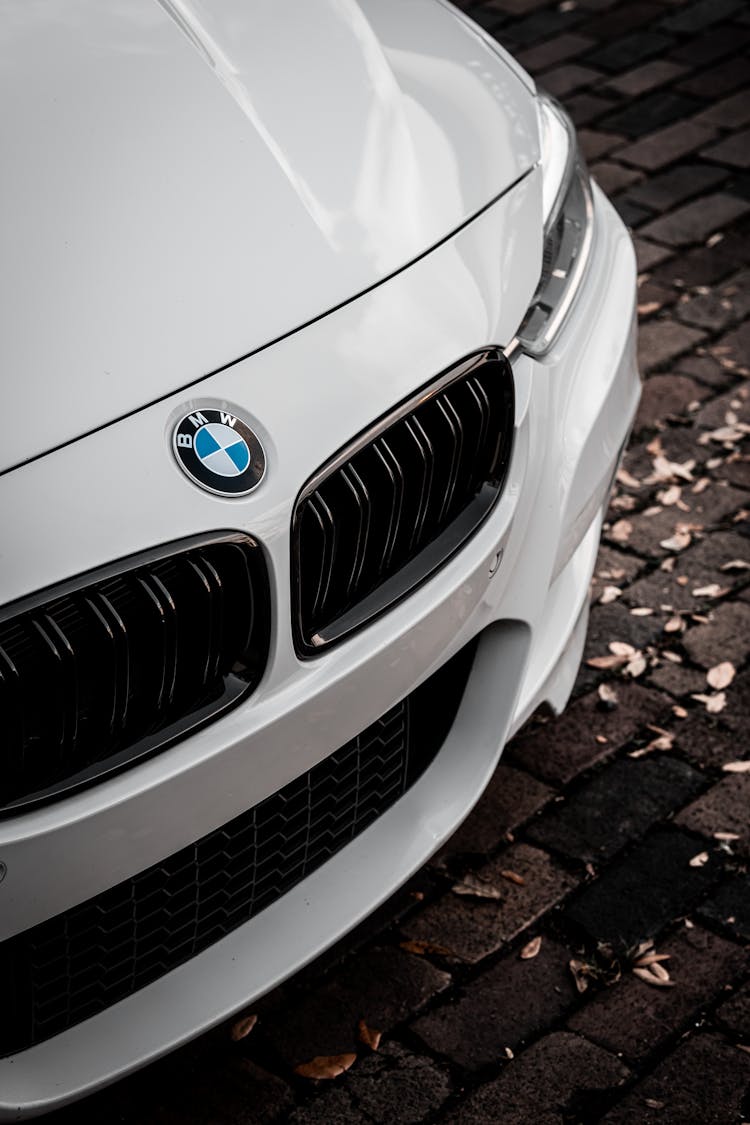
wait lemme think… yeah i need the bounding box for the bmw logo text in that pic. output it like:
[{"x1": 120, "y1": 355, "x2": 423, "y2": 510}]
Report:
[{"x1": 172, "y1": 408, "x2": 266, "y2": 497}]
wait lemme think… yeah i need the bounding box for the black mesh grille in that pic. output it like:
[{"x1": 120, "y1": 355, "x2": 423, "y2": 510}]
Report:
[
  {"x1": 0, "y1": 534, "x2": 270, "y2": 813},
  {"x1": 0, "y1": 639, "x2": 476, "y2": 1057},
  {"x1": 293, "y1": 350, "x2": 514, "y2": 654}
]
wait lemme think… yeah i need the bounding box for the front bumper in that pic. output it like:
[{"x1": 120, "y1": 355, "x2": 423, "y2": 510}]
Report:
[{"x1": 0, "y1": 179, "x2": 639, "y2": 1118}]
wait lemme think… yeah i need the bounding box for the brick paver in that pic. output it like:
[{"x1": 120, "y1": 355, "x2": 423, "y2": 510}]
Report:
[{"x1": 47, "y1": 0, "x2": 750, "y2": 1121}]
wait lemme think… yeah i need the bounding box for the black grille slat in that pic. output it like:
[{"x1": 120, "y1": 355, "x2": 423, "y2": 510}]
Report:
[
  {"x1": 0, "y1": 535, "x2": 270, "y2": 813},
  {"x1": 294, "y1": 350, "x2": 514, "y2": 653},
  {"x1": 0, "y1": 637, "x2": 476, "y2": 1058}
]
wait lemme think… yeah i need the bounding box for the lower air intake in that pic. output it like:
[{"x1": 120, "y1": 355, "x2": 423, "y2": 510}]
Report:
[{"x1": 0, "y1": 639, "x2": 476, "y2": 1056}]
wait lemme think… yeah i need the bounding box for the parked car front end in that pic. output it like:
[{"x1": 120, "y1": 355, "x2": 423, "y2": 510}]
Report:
[{"x1": 0, "y1": 0, "x2": 639, "y2": 1115}]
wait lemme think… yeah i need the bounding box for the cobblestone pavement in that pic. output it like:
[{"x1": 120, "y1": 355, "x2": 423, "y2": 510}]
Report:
[{"x1": 50, "y1": 1, "x2": 750, "y2": 1122}]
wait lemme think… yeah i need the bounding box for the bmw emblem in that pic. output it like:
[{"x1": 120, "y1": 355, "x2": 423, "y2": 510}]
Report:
[{"x1": 172, "y1": 408, "x2": 266, "y2": 497}]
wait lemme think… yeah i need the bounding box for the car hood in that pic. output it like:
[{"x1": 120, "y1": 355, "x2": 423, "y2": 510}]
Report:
[{"x1": 0, "y1": 0, "x2": 539, "y2": 473}]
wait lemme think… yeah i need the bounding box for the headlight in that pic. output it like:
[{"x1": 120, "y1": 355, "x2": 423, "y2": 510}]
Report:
[{"x1": 518, "y1": 94, "x2": 595, "y2": 356}]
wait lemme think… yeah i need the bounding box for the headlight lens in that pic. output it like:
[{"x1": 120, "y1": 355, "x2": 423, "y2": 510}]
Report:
[{"x1": 518, "y1": 94, "x2": 595, "y2": 356}]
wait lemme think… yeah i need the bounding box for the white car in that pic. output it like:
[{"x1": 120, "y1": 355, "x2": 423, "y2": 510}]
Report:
[{"x1": 0, "y1": 0, "x2": 640, "y2": 1116}]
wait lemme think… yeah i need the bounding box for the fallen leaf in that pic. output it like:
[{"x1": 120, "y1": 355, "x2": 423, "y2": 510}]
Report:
[
  {"x1": 520, "y1": 936, "x2": 542, "y2": 960},
  {"x1": 625, "y1": 653, "x2": 648, "y2": 678},
  {"x1": 664, "y1": 614, "x2": 684, "y2": 633},
  {"x1": 645, "y1": 454, "x2": 695, "y2": 485},
  {"x1": 632, "y1": 967, "x2": 675, "y2": 988},
  {"x1": 400, "y1": 939, "x2": 453, "y2": 957},
  {"x1": 647, "y1": 731, "x2": 674, "y2": 752},
  {"x1": 672, "y1": 705, "x2": 688, "y2": 719},
  {"x1": 569, "y1": 959, "x2": 590, "y2": 994},
  {"x1": 587, "y1": 653, "x2": 628, "y2": 669},
  {"x1": 663, "y1": 650, "x2": 683, "y2": 663},
  {"x1": 357, "y1": 1019, "x2": 382, "y2": 1052},
  {"x1": 630, "y1": 606, "x2": 654, "y2": 616},
  {"x1": 610, "y1": 641, "x2": 636, "y2": 657},
  {"x1": 634, "y1": 952, "x2": 671, "y2": 968},
  {"x1": 660, "y1": 531, "x2": 691, "y2": 552},
  {"x1": 595, "y1": 734, "x2": 609, "y2": 744},
  {"x1": 692, "y1": 583, "x2": 729, "y2": 598},
  {"x1": 722, "y1": 761, "x2": 750, "y2": 773},
  {"x1": 616, "y1": 467, "x2": 641, "y2": 488},
  {"x1": 658, "y1": 484, "x2": 682, "y2": 506},
  {"x1": 645, "y1": 1098, "x2": 666, "y2": 1109},
  {"x1": 707, "y1": 661, "x2": 736, "y2": 690},
  {"x1": 600, "y1": 585, "x2": 622, "y2": 604},
  {"x1": 692, "y1": 692, "x2": 727, "y2": 714},
  {"x1": 294, "y1": 1054, "x2": 357, "y2": 1081},
  {"x1": 610, "y1": 519, "x2": 633, "y2": 543},
  {"x1": 500, "y1": 869, "x2": 526, "y2": 886},
  {"x1": 720, "y1": 558, "x2": 750, "y2": 572},
  {"x1": 452, "y1": 874, "x2": 503, "y2": 900},
  {"x1": 689, "y1": 851, "x2": 709, "y2": 868},
  {"x1": 649, "y1": 962, "x2": 671, "y2": 983},
  {"x1": 230, "y1": 1013, "x2": 258, "y2": 1042},
  {"x1": 714, "y1": 831, "x2": 741, "y2": 841},
  {"x1": 598, "y1": 683, "x2": 619, "y2": 706}
]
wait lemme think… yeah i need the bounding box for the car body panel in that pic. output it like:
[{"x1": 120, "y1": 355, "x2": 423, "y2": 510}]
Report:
[{"x1": 0, "y1": 0, "x2": 538, "y2": 474}]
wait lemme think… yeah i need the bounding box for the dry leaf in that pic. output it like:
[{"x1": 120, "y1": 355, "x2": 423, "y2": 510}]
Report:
[
  {"x1": 660, "y1": 531, "x2": 691, "y2": 552},
  {"x1": 692, "y1": 583, "x2": 728, "y2": 598},
  {"x1": 610, "y1": 519, "x2": 633, "y2": 543},
  {"x1": 714, "y1": 831, "x2": 741, "y2": 841},
  {"x1": 600, "y1": 585, "x2": 622, "y2": 604},
  {"x1": 616, "y1": 467, "x2": 641, "y2": 488},
  {"x1": 294, "y1": 1053, "x2": 357, "y2": 1080},
  {"x1": 400, "y1": 939, "x2": 452, "y2": 957},
  {"x1": 658, "y1": 485, "x2": 682, "y2": 506},
  {"x1": 569, "y1": 959, "x2": 590, "y2": 994},
  {"x1": 625, "y1": 653, "x2": 648, "y2": 678},
  {"x1": 722, "y1": 761, "x2": 750, "y2": 773},
  {"x1": 647, "y1": 732, "x2": 674, "y2": 752},
  {"x1": 230, "y1": 1013, "x2": 258, "y2": 1042},
  {"x1": 598, "y1": 682, "x2": 619, "y2": 706},
  {"x1": 720, "y1": 558, "x2": 750, "y2": 572},
  {"x1": 689, "y1": 851, "x2": 709, "y2": 868},
  {"x1": 634, "y1": 952, "x2": 671, "y2": 968},
  {"x1": 358, "y1": 1019, "x2": 382, "y2": 1052},
  {"x1": 595, "y1": 734, "x2": 609, "y2": 744},
  {"x1": 692, "y1": 692, "x2": 727, "y2": 714},
  {"x1": 649, "y1": 962, "x2": 671, "y2": 983},
  {"x1": 610, "y1": 641, "x2": 636, "y2": 656},
  {"x1": 500, "y1": 869, "x2": 526, "y2": 886},
  {"x1": 631, "y1": 606, "x2": 654, "y2": 616},
  {"x1": 663, "y1": 650, "x2": 683, "y2": 663},
  {"x1": 520, "y1": 936, "x2": 542, "y2": 960},
  {"x1": 672, "y1": 705, "x2": 688, "y2": 719},
  {"x1": 632, "y1": 967, "x2": 675, "y2": 988},
  {"x1": 645, "y1": 454, "x2": 695, "y2": 484},
  {"x1": 452, "y1": 874, "x2": 503, "y2": 900},
  {"x1": 587, "y1": 653, "x2": 628, "y2": 669},
  {"x1": 645, "y1": 1098, "x2": 666, "y2": 1109},
  {"x1": 664, "y1": 614, "x2": 684, "y2": 633},
  {"x1": 707, "y1": 661, "x2": 736, "y2": 690}
]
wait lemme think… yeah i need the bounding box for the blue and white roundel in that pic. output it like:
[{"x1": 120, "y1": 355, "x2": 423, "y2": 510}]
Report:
[
  {"x1": 172, "y1": 407, "x2": 266, "y2": 497},
  {"x1": 194, "y1": 422, "x2": 251, "y2": 477}
]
